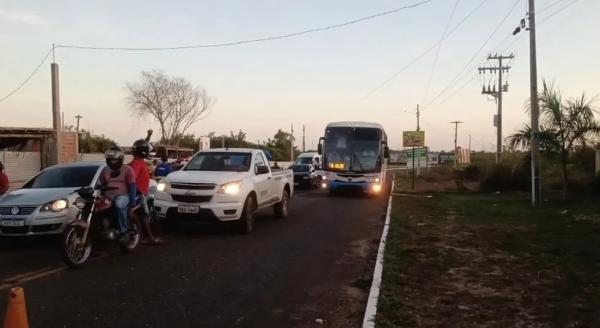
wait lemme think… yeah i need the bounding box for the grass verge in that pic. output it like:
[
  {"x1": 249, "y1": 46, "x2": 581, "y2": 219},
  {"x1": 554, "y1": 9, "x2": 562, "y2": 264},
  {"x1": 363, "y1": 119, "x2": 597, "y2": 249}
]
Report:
[{"x1": 375, "y1": 187, "x2": 600, "y2": 327}]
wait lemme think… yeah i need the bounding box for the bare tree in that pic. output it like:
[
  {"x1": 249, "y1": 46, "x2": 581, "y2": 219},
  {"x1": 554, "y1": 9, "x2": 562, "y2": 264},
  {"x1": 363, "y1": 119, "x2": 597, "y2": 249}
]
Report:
[{"x1": 126, "y1": 69, "x2": 215, "y2": 143}]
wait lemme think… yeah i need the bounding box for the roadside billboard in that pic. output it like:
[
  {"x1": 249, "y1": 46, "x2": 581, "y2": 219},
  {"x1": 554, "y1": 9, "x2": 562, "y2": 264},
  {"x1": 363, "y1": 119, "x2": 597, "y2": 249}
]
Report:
[{"x1": 403, "y1": 131, "x2": 425, "y2": 147}]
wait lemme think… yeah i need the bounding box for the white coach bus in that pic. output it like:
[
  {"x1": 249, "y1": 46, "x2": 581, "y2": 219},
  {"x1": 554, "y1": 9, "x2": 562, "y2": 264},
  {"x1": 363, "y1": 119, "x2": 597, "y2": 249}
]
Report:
[{"x1": 317, "y1": 122, "x2": 389, "y2": 195}]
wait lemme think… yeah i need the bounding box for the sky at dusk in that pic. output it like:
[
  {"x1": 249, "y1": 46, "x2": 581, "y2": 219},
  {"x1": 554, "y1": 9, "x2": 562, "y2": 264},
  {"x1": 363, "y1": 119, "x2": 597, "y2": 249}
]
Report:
[{"x1": 1, "y1": 0, "x2": 598, "y2": 151}]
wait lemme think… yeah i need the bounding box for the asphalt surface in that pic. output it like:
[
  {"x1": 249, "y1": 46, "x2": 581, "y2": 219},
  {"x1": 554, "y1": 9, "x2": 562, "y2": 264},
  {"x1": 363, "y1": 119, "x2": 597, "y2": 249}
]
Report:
[{"x1": 0, "y1": 187, "x2": 389, "y2": 328}]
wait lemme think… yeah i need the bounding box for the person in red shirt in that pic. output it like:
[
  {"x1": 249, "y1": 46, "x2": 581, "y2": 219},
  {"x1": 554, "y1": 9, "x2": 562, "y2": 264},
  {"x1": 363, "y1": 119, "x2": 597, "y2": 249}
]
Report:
[
  {"x1": 0, "y1": 161, "x2": 9, "y2": 196},
  {"x1": 130, "y1": 139, "x2": 163, "y2": 245}
]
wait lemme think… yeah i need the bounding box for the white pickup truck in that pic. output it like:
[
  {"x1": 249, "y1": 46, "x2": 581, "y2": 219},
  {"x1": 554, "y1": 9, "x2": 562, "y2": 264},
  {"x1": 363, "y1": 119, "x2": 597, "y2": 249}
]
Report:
[{"x1": 154, "y1": 148, "x2": 293, "y2": 233}]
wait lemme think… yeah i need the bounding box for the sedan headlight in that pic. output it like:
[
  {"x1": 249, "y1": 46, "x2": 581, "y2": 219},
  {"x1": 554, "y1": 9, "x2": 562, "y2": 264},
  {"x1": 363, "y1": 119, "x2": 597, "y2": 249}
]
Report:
[
  {"x1": 157, "y1": 179, "x2": 170, "y2": 192},
  {"x1": 218, "y1": 181, "x2": 242, "y2": 195},
  {"x1": 41, "y1": 199, "x2": 68, "y2": 212}
]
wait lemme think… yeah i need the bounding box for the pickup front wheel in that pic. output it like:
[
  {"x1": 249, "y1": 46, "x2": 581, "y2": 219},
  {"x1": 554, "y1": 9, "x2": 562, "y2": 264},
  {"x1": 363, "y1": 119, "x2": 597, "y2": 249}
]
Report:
[
  {"x1": 274, "y1": 189, "x2": 290, "y2": 219},
  {"x1": 238, "y1": 195, "x2": 256, "y2": 234}
]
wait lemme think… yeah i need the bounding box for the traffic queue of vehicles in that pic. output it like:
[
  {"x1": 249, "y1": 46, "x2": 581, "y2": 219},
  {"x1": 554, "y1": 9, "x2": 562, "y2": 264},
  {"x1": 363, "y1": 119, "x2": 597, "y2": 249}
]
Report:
[{"x1": 0, "y1": 121, "x2": 389, "y2": 239}]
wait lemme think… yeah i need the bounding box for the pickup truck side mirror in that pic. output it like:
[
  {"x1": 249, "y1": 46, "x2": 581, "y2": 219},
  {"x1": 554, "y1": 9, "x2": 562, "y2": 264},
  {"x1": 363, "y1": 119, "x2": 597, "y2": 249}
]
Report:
[{"x1": 256, "y1": 165, "x2": 270, "y2": 175}]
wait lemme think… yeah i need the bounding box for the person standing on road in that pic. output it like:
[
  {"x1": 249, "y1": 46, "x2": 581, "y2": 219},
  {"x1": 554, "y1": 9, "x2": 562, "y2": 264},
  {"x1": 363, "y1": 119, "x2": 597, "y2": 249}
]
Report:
[
  {"x1": 0, "y1": 161, "x2": 9, "y2": 196},
  {"x1": 130, "y1": 139, "x2": 163, "y2": 245},
  {"x1": 154, "y1": 156, "x2": 172, "y2": 178},
  {"x1": 99, "y1": 147, "x2": 137, "y2": 243}
]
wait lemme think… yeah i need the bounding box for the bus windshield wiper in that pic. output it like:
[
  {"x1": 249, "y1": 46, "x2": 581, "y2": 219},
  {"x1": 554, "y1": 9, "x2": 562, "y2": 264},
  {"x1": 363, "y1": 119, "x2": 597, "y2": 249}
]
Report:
[{"x1": 352, "y1": 152, "x2": 365, "y2": 171}]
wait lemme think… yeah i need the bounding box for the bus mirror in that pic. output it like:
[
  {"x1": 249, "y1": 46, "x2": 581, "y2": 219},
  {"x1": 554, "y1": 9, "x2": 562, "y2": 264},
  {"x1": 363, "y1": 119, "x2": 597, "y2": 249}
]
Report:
[
  {"x1": 384, "y1": 146, "x2": 390, "y2": 159},
  {"x1": 317, "y1": 137, "x2": 324, "y2": 155}
]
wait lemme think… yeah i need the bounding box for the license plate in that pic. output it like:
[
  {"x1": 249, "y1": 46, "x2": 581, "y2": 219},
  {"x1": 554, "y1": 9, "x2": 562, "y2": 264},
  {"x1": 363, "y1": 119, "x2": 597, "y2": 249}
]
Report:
[
  {"x1": 178, "y1": 206, "x2": 199, "y2": 214},
  {"x1": 1, "y1": 219, "x2": 25, "y2": 227}
]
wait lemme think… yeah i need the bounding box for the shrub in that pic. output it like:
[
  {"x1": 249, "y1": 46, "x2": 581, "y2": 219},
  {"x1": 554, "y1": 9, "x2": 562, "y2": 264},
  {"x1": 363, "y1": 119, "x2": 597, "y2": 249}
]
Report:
[
  {"x1": 463, "y1": 164, "x2": 481, "y2": 181},
  {"x1": 480, "y1": 163, "x2": 530, "y2": 192}
]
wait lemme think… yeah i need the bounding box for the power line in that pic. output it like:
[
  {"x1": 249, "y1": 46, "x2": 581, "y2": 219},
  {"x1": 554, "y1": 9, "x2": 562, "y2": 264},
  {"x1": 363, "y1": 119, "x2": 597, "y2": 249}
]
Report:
[
  {"x1": 55, "y1": 0, "x2": 433, "y2": 51},
  {"x1": 422, "y1": 0, "x2": 521, "y2": 111},
  {"x1": 423, "y1": 0, "x2": 461, "y2": 102},
  {"x1": 538, "y1": 0, "x2": 583, "y2": 25},
  {"x1": 537, "y1": 0, "x2": 569, "y2": 15},
  {"x1": 362, "y1": 0, "x2": 491, "y2": 99},
  {"x1": 0, "y1": 47, "x2": 53, "y2": 105},
  {"x1": 0, "y1": 1, "x2": 434, "y2": 105}
]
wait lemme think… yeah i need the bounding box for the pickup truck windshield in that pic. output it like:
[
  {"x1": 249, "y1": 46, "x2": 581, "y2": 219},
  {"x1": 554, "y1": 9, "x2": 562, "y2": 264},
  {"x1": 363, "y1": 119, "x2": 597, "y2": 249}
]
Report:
[{"x1": 184, "y1": 152, "x2": 251, "y2": 172}]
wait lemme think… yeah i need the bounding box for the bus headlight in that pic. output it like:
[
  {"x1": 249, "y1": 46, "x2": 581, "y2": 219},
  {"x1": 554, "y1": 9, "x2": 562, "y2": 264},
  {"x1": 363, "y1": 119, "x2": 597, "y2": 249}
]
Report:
[{"x1": 372, "y1": 184, "x2": 382, "y2": 193}]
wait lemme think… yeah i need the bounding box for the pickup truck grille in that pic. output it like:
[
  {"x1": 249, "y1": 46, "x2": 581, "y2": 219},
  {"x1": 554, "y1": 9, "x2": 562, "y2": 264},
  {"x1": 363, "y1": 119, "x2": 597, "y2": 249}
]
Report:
[
  {"x1": 171, "y1": 183, "x2": 216, "y2": 190},
  {"x1": 0, "y1": 206, "x2": 38, "y2": 216},
  {"x1": 171, "y1": 195, "x2": 213, "y2": 203}
]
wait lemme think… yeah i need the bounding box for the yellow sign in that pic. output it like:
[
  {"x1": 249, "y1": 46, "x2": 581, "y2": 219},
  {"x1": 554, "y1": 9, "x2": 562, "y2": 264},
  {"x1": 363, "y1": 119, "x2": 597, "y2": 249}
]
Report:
[
  {"x1": 328, "y1": 162, "x2": 345, "y2": 170},
  {"x1": 403, "y1": 131, "x2": 425, "y2": 147}
]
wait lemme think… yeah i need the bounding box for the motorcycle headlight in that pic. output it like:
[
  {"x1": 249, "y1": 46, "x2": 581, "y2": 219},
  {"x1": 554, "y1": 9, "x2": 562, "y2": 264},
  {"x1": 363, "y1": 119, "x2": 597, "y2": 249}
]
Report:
[
  {"x1": 41, "y1": 199, "x2": 68, "y2": 212},
  {"x1": 218, "y1": 181, "x2": 242, "y2": 195},
  {"x1": 73, "y1": 197, "x2": 86, "y2": 209},
  {"x1": 157, "y1": 179, "x2": 170, "y2": 192}
]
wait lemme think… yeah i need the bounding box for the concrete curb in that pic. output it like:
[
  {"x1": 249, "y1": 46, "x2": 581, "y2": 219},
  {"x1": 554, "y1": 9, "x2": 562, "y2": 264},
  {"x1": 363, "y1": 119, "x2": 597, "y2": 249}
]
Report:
[{"x1": 362, "y1": 179, "x2": 395, "y2": 328}]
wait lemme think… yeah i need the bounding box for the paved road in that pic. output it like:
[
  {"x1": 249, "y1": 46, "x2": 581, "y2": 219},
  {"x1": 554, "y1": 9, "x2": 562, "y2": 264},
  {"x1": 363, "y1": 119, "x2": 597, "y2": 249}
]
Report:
[{"x1": 0, "y1": 188, "x2": 388, "y2": 328}]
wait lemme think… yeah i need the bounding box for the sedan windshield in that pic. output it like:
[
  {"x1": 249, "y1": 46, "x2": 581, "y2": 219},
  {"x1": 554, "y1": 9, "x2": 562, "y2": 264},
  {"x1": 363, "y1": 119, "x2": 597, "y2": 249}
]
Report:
[
  {"x1": 184, "y1": 153, "x2": 251, "y2": 172},
  {"x1": 22, "y1": 166, "x2": 99, "y2": 189}
]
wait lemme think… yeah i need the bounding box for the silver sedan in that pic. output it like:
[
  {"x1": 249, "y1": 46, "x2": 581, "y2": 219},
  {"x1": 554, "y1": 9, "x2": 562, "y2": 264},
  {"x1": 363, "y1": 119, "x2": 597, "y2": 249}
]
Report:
[{"x1": 0, "y1": 161, "x2": 105, "y2": 237}]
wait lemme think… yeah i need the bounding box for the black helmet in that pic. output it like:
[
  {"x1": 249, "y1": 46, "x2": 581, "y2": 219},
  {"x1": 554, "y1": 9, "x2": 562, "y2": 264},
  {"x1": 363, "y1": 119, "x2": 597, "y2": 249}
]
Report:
[
  {"x1": 132, "y1": 139, "x2": 152, "y2": 158},
  {"x1": 105, "y1": 146, "x2": 124, "y2": 170}
]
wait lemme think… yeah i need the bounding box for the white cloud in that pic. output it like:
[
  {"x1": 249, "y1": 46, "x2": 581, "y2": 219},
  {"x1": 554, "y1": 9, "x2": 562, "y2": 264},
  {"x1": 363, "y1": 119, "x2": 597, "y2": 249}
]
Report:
[{"x1": 0, "y1": 8, "x2": 46, "y2": 26}]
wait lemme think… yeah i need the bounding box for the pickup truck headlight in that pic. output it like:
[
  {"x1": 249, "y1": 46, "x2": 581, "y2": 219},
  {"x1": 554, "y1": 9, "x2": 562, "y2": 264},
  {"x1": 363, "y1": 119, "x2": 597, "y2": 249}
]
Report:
[
  {"x1": 218, "y1": 181, "x2": 242, "y2": 195},
  {"x1": 157, "y1": 179, "x2": 170, "y2": 192},
  {"x1": 41, "y1": 199, "x2": 68, "y2": 212}
]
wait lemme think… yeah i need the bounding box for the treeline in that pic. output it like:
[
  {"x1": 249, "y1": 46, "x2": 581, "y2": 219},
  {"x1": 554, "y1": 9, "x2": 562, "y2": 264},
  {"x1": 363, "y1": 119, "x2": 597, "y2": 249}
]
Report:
[{"x1": 167, "y1": 129, "x2": 301, "y2": 162}]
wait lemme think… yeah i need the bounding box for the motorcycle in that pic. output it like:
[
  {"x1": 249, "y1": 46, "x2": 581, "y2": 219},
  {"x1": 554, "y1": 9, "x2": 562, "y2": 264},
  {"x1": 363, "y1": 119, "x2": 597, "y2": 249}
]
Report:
[{"x1": 61, "y1": 185, "x2": 142, "y2": 268}]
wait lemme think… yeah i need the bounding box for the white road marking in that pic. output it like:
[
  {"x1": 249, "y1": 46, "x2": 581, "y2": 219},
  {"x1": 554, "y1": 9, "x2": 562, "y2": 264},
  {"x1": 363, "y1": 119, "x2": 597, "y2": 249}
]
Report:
[{"x1": 362, "y1": 178, "x2": 395, "y2": 328}]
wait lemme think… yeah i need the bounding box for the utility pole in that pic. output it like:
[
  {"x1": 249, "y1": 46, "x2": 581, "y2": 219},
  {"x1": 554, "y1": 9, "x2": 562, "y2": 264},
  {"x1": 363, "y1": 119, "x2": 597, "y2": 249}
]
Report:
[
  {"x1": 302, "y1": 124, "x2": 306, "y2": 152},
  {"x1": 291, "y1": 124, "x2": 295, "y2": 162},
  {"x1": 450, "y1": 121, "x2": 463, "y2": 166},
  {"x1": 75, "y1": 115, "x2": 83, "y2": 134},
  {"x1": 528, "y1": 0, "x2": 542, "y2": 205},
  {"x1": 221, "y1": 136, "x2": 225, "y2": 148},
  {"x1": 479, "y1": 53, "x2": 514, "y2": 163},
  {"x1": 416, "y1": 104, "x2": 421, "y2": 177}
]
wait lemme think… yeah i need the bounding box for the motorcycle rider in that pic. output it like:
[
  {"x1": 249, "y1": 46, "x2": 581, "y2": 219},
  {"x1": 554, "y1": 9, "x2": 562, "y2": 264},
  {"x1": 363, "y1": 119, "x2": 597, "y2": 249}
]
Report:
[
  {"x1": 129, "y1": 139, "x2": 163, "y2": 245},
  {"x1": 99, "y1": 146, "x2": 137, "y2": 243}
]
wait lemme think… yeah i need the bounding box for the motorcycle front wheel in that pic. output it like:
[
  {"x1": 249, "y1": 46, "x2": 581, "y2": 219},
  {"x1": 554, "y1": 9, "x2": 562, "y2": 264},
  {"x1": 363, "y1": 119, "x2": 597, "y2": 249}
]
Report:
[{"x1": 62, "y1": 226, "x2": 92, "y2": 268}]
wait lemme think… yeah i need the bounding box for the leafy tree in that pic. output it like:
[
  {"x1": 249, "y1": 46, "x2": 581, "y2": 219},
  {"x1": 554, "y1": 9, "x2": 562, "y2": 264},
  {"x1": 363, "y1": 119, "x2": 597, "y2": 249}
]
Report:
[
  {"x1": 508, "y1": 81, "x2": 599, "y2": 198},
  {"x1": 63, "y1": 125, "x2": 118, "y2": 153},
  {"x1": 126, "y1": 69, "x2": 215, "y2": 144}
]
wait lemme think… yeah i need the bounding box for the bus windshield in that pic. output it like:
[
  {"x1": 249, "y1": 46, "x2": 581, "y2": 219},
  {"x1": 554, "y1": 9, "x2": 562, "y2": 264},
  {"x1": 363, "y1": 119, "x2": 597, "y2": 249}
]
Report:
[{"x1": 324, "y1": 127, "x2": 382, "y2": 173}]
